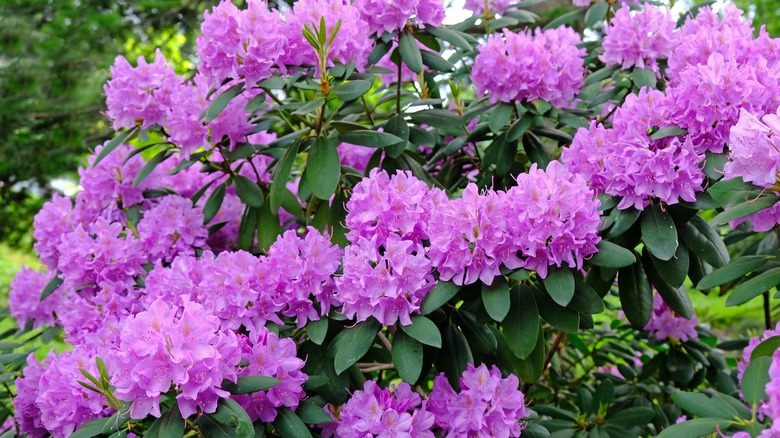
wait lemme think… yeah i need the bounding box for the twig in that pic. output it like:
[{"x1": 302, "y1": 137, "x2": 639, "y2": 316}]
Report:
[
  {"x1": 378, "y1": 331, "x2": 393, "y2": 352},
  {"x1": 358, "y1": 363, "x2": 395, "y2": 373}
]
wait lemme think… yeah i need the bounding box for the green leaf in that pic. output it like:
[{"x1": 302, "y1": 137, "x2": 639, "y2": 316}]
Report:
[
  {"x1": 726, "y1": 267, "x2": 780, "y2": 306},
  {"x1": 270, "y1": 141, "x2": 299, "y2": 212},
  {"x1": 606, "y1": 407, "x2": 655, "y2": 427},
  {"x1": 742, "y1": 356, "x2": 773, "y2": 405},
  {"x1": 656, "y1": 418, "x2": 732, "y2": 438},
  {"x1": 420, "y1": 50, "x2": 454, "y2": 72},
  {"x1": 507, "y1": 114, "x2": 533, "y2": 141},
  {"x1": 334, "y1": 318, "x2": 380, "y2": 375},
  {"x1": 257, "y1": 198, "x2": 281, "y2": 250},
  {"x1": 384, "y1": 114, "x2": 410, "y2": 158},
  {"x1": 482, "y1": 276, "x2": 511, "y2": 322},
  {"x1": 618, "y1": 261, "x2": 653, "y2": 328},
  {"x1": 392, "y1": 330, "x2": 424, "y2": 383},
  {"x1": 440, "y1": 325, "x2": 474, "y2": 390},
  {"x1": 751, "y1": 335, "x2": 780, "y2": 361},
  {"x1": 458, "y1": 311, "x2": 497, "y2": 355},
  {"x1": 589, "y1": 241, "x2": 636, "y2": 268},
  {"x1": 650, "y1": 126, "x2": 687, "y2": 140},
  {"x1": 426, "y1": 26, "x2": 472, "y2": 50},
  {"x1": 643, "y1": 250, "x2": 693, "y2": 319},
  {"x1": 410, "y1": 109, "x2": 464, "y2": 129},
  {"x1": 338, "y1": 130, "x2": 404, "y2": 148},
  {"x1": 333, "y1": 79, "x2": 372, "y2": 101},
  {"x1": 40, "y1": 274, "x2": 63, "y2": 301},
  {"x1": 516, "y1": 328, "x2": 546, "y2": 383},
  {"x1": 203, "y1": 182, "x2": 227, "y2": 224},
  {"x1": 222, "y1": 376, "x2": 281, "y2": 395},
  {"x1": 399, "y1": 315, "x2": 442, "y2": 348},
  {"x1": 197, "y1": 398, "x2": 254, "y2": 438},
  {"x1": 295, "y1": 400, "x2": 332, "y2": 425},
  {"x1": 641, "y1": 203, "x2": 678, "y2": 261},
  {"x1": 101, "y1": 403, "x2": 133, "y2": 434},
  {"x1": 421, "y1": 281, "x2": 460, "y2": 314},
  {"x1": 233, "y1": 175, "x2": 266, "y2": 208},
  {"x1": 543, "y1": 268, "x2": 575, "y2": 307},
  {"x1": 307, "y1": 318, "x2": 329, "y2": 345},
  {"x1": 697, "y1": 256, "x2": 768, "y2": 290},
  {"x1": 584, "y1": 1, "x2": 609, "y2": 27},
  {"x1": 399, "y1": 31, "x2": 423, "y2": 74},
  {"x1": 584, "y1": 65, "x2": 619, "y2": 86},
  {"x1": 708, "y1": 177, "x2": 761, "y2": 207},
  {"x1": 711, "y1": 194, "x2": 780, "y2": 225},
  {"x1": 368, "y1": 39, "x2": 392, "y2": 64},
  {"x1": 543, "y1": 9, "x2": 586, "y2": 29},
  {"x1": 504, "y1": 285, "x2": 540, "y2": 359},
  {"x1": 273, "y1": 406, "x2": 312, "y2": 438},
  {"x1": 93, "y1": 127, "x2": 139, "y2": 167},
  {"x1": 70, "y1": 417, "x2": 112, "y2": 438},
  {"x1": 671, "y1": 391, "x2": 741, "y2": 419},
  {"x1": 133, "y1": 149, "x2": 172, "y2": 188},
  {"x1": 680, "y1": 216, "x2": 729, "y2": 268},
  {"x1": 0, "y1": 341, "x2": 22, "y2": 351},
  {"x1": 306, "y1": 137, "x2": 341, "y2": 200},
  {"x1": 533, "y1": 285, "x2": 580, "y2": 333},
  {"x1": 203, "y1": 82, "x2": 244, "y2": 122},
  {"x1": 632, "y1": 67, "x2": 657, "y2": 90},
  {"x1": 568, "y1": 279, "x2": 605, "y2": 314},
  {"x1": 145, "y1": 402, "x2": 185, "y2": 438},
  {"x1": 649, "y1": 244, "x2": 689, "y2": 287},
  {"x1": 489, "y1": 103, "x2": 514, "y2": 133}
]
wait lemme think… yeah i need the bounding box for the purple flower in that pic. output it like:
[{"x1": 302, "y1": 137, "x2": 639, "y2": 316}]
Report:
[
  {"x1": 338, "y1": 142, "x2": 377, "y2": 174},
  {"x1": 13, "y1": 354, "x2": 48, "y2": 438},
  {"x1": 137, "y1": 194, "x2": 208, "y2": 263},
  {"x1": 104, "y1": 48, "x2": 182, "y2": 130},
  {"x1": 9, "y1": 267, "x2": 59, "y2": 329},
  {"x1": 32, "y1": 194, "x2": 75, "y2": 270},
  {"x1": 464, "y1": 0, "x2": 516, "y2": 16},
  {"x1": 471, "y1": 26, "x2": 585, "y2": 106},
  {"x1": 355, "y1": 0, "x2": 444, "y2": 36},
  {"x1": 233, "y1": 328, "x2": 307, "y2": 422},
  {"x1": 600, "y1": 4, "x2": 677, "y2": 76},
  {"x1": 726, "y1": 108, "x2": 780, "y2": 189},
  {"x1": 643, "y1": 293, "x2": 698, "y2": 342},
  {"x1": 337, "y1": 233, "x2": 435, "y2": 326},
  {"x1": 428, "y1": 364, "x2": 528, "y2": 438},
  {"x1": 336, "y1": 380, "x2": 435, "y2": 438},
  {"x1": 738, "y1": 322, "x2": 780, "y2": 382}
]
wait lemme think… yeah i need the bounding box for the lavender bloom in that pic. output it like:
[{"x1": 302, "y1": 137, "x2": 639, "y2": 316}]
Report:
[
  {"x1": 759, "y1": 351, "x2": 780, "y2": 437},
  {"x1": 355, "y1": 0, "x2": 444, "y2": 36},
  {"x1": 9, "y1": 267, "x2": 59, "y2": 329},
  {"x1": 233, "y1": 328, "x2": 307, "y2": 422},
  {"x1": 137, "y1": 195, "x2": 208, "y2": 263},
  {"x1": 726, "y1": 108, "x2": 780, "y2": 189},
  {"x1": 336, "y1": 380, "x2": 435, "y2": 438},
  {"x1": 428, "y1": 364, "x2": 528, "y2": 438},
  {"x1": 464, "y1": 0, "x2": 516, "y2": 16},
  {"x1": 13, "y1": 354, "x2": 48, "y2": 438},
  {"x1": 104, "y1": 49, "x2": 182, "y2": 130},
  {"x1": 738, "y1": 322, "x2": 780, "y2": 382},
  {"x1": 600, "y1": 5, "x2": 677, "y2": 76},
  {"x1": 32, "y1": 194, "x2": 75, "y2": 270},
  {"x1": 471, "y1": 26, "x2": 585, "y2": 106},
  {"x1": 643, "y1": 293, "x2": 698, "y2": 342}
]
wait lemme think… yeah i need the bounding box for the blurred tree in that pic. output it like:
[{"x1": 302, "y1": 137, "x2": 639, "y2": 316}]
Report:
[
  {"x1": 0, "y1": 0, "x2": 294, "y2": 248},
  {"x1": 734, "y1": 0, "x2": 780, "y2": 36}
]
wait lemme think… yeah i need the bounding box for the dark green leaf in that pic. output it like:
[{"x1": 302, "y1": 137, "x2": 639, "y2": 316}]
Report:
[
  {"x1": 618, "y1": 261, "x2": 653, "y2": 328},
  {"x1": 40, "y1": 274, "x2": 63, "y2": 301},
  {"x1": 543, "y1": 268, "x2": 575, "y2": 307},
  {"x1": 295, "y1": 399, "x2": 332, "y2": 424},
  {"x1": 584, "y1": 65, "x2": 619, "y2": 86},
  {"x1": 257, "y1": 197, "x2": 281, "y2": 250},
  {"x1": 410, "y1": 109, "x2": 464, "y2": 129},
  {"x1": 93, "y1": 127, "x2": 139, "y2": 167},
  {"x1": 650, "y1": 126, "x2": 687, "y2": 140},
  {"x1": 399, "y1": 315, "x2": 442, "y2": 348},
  {"x1": 726, "y1": 267, "x2": 780, "y2": 307},
  {"x1": 203, "y1": 82, "x2": 244, "y2": 122},
  {"x1": 671, "y1": 391, "x2": 740, "y2": 419},
  {"x1": 70, "y1": 417, "x2": 112, "y2": 438},
  {"x1": 568, "y1": 279, "x2": 605, "y2": 314},
  {"x1": 441, "y1": 325, "x2": 473, "y2": 389},
  {"x1": 708, "y1": 177, "x2": 761, "y2": 207},
  {"x1": 307, "y1": 318, "x2": 329, "y2": 345},
  {"x1": 306, "y1": 137, "x2": 341, "y2": 200},
  {"x1": 334, "y1": 318, "x2": 381, "y2": 375},
  {"x1": 585, "y1": 1, "x2": 609, "y2": 27},
  {"x1": 516, "y1": 328, "x2": 546, "y2": 383},
  {"x1": 368, "y1": 39, "x2": 392, "y2": 65},
  {"x1": 742, "y1": 356, "x2": 773, "y2": 405},
  {"x1": 0, "y1": 342, "x2": 21, "y2": 351},
  {"x1": 507, "y1": 114, "x2": 533, "y2": 141},
  {"x1": 641, "y1": 203, "x2": 678, "y2": 261},
  {"x1": 133, "y1": 149, "x2": 171, "y2": 188},
  {"x1": 607, "y1": 407, "x2": 655, "y2": 427},
  {"x1": 643, "y1": 250, "x2": 693, "y2": 319},
  {"x1": 101, "y1": 403, "x2": 132, "y2": 434},
  {"x1": 420, "y1": 50, "x2": 454, "y2": 72},
  {"x1": 649, "y1": 244, "x2": 689, "y2": 287},
  {"x1": 392, "y1": 330, "x2": 424, "y2": 383},
  {"x1": 339, "y1": 130, "x2": 404, "y2": 148},
  {"x1": 426, "y1": 27, "x2": 472, "y2": 50},
  {"x1": 543, "y1": 9, "x2": 586, "y2": 29},
  {"x1": 421, "y1": 281, "x2": 460, "y2": 314},
  {"x1": 145, "y1": 402, "x2": 185, "y2": 438},
  {"x1": 270, "y1": 141, "x2": 299, "y2": 212},
  {"x1": 203, "y1": 182, "x2": 227, "y2": 224},
  {"x1": 482, "y1": 276, "x2": 511, "y2": 322},
  {"x1": 680, "y1": 216, "x2": 729, "y2": 268},
  {"x1": 222, "y1": 376, "x2": 281, "y2": 395},
  {"x1": 533, "y1": 285, "x2": 580, "y2": 333},
  {"x1": 384, "y1": 114, "x2": 410, "y2": 158},
  {"x1": 331, "y1": 121, "x2": 368, "y2": 133},
  {"x1": 399, "y1": 31, "x2": 423, "y2": 74},
  {"x1": 273, "y1": 406, "x2": 312, "y2": 438},
  {"x1": 632, "y1": 67, "x2": 657, "y2": 90},
  {"x1": 656, "y1": 418, "x2": 731, "y2": 438},
  {"x1": 696, "y1": 256, "x2": 768, "y2": 290},
  {"x1": 333, "y1": 80, "x2": 372, "y2": 101},
  {"x1": 489, "y1": 103, "x2": 514, "y2": 133},
  {"x1": 197, "y1": 398, "x2": 254, "y2": 438},
  {"x1": 751, "y1": 335, "x2": 780, "y2": 361},
  {"x1": 234, "y1": 175, "x2": 266, "y2": 208},
  {"x1": 711, "y1": 195, "x2": 780, "y2": 225},
  {"x1": 589, "y1": 241, "x2": 636, "y2": 268},
  {"x1": 504, "y1": 285, "x2": 540, "y2": 359}
]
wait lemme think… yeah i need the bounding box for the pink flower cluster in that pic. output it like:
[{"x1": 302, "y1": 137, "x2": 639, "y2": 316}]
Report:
[
  {"x1": 336, "y1": 381, "x2": 435, "y2": 437},
  {"x1": 759, "y1": 350, "x2": 780, "y2": 437},
  {"x1": 471, "y1": 26, "x2": 585, "y2": 106},
  {"x1": 643, "y1": 293, "x2": 698, "y2": 342},
  {"x1": 9, "y1": 267, "x2": 59, "y2": 329},
  {"x1": 600, "y1": 4, "x2": 677, "y2": 76},
  {"x1": 464, "y1": 0, "x2": 516, "y2": 16},
  {"x1": 137, "y1": 194, "x2": 208, "y2": 263},
  {"x1": 355, "y1": 0, "x2": 445, "y2": 36},
  {"x1": 111, "y1": 297, "x2": 241, "y2": 419},
  {"x1": 563, "y1": 88, "x2": 705, "y2": 210},
  {"x1": 428, "y1": 364, "x2": 528, "y2": 437}
]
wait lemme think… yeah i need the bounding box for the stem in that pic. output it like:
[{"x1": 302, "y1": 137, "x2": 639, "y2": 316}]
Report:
[
  {"x1": 765, "y1": 291, "x2": 772, "y2": 330},
  {"x1": 362, "y1": 95, "x2": 375, "y2": 125},
  {"x1": 543, "y1": 331, "x2": 566, "y2": 374},
  {"x1": 358, "y1": 363, "x2": 395, "y2": 373},
  {"x1": 378, "y1": 331, "x2": 393, "y2": 352},
  {"x1": 396, "y1": 57, "x2": 403, "y2": 115}
]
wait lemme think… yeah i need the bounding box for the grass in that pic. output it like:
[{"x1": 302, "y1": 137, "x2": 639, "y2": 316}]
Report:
[{"x1": 0, "y1": 244, "x2": 41, "y2": 307}]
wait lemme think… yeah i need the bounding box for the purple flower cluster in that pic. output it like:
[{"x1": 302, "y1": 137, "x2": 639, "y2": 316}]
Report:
[
  {"x1": 336, "y1": 380, "x2": 435, "y2": 437},
  {"x1": 14, "y1": 347, "x2": 111, "y2": 438},
  {"x1": 111, "y1": 297, "x2": 241, "y2": 419},
  {"x1": 726, "y1": 109, "x2": 780, "y2": 190},
  {"x1": 738, "y1": 322, "x2": 780, "y2": 382},
  {"x1": 643, "y1": 293, "x2": 698, "y2": 342},
  {"x1": 9, "y1": 267, "x2": 59, "y2": 329},
  {"x1": 600, "y1": 5, "x2": 677, "y2": 76},
  {"x1": 563, "y1": 88, "x2": 705, "y2": 210},
  {"x1": 137, "y1": 194, "x2": 208, "y2": 263},
  {"x1": 428, "y1": 364, "x2": 528, "y2": 437},
  {"x1": 464, "y1": 0, "x2": 515, "y2": 16},
  {"x1": 471, "y1": 26, "x2": 585, "y2": 106},
  {"x1": 234, "y1": 328, "x2": 307, "y2": 422},
  {"x1": 759, "y1": 350, "x2": 780, "y2": 437},
  {"x1": 355, "y1": 0, "x2": 445, "y2": 36}
]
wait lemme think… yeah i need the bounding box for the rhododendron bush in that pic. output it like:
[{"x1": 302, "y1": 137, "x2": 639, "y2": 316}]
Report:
[{"x1": 8, "y1": 0, "x2": 780, "y2": 436}]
